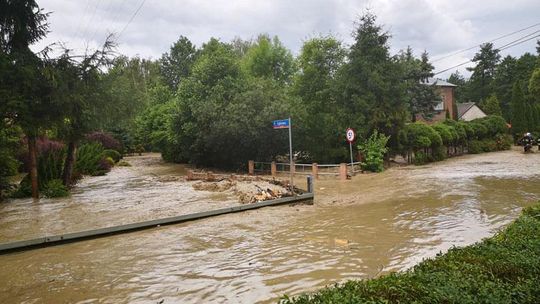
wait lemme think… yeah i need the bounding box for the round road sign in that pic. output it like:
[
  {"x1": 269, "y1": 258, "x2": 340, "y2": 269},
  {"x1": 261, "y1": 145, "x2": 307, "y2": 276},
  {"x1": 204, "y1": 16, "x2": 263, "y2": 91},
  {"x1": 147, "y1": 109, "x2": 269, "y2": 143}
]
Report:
[{"x1": 346, "y1": 128, "x2": 355, "y2": 143}]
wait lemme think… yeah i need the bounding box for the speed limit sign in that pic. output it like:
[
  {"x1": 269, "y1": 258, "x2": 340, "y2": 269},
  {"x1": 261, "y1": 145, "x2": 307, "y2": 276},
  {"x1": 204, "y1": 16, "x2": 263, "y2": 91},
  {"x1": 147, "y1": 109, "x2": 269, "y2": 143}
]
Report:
[{"x1": 346, "y1": 128, "x2": 355, "y2": 143}]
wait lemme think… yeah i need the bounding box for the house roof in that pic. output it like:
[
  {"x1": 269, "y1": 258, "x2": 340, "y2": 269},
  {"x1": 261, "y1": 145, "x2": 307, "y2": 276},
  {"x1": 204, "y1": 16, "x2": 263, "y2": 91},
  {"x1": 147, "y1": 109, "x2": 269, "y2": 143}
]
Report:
[
  {"x1": 457, "y1": 102, "x2": 476, "y2": 118},
  {"x1": 423, "y1": 78, "x2": 457, "y2": 87}
]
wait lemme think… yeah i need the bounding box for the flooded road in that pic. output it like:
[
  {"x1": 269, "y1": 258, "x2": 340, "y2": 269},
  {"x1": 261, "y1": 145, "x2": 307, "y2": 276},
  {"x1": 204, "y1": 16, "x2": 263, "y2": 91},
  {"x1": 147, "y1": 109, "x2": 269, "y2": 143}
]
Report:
[
  {"x1": 1, "y1": 150, "x2": 539, "y2": 303},
  {"x1": 0, "y1": 154, "x2": 238, "y2": 243}
]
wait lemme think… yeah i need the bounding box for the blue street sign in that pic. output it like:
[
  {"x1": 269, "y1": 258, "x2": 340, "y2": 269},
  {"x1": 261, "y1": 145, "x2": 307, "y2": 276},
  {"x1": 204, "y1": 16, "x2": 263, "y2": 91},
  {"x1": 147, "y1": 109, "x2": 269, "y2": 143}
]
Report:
[{"x1": 272, "y1": 119, "x2": 290, "y2": 129}]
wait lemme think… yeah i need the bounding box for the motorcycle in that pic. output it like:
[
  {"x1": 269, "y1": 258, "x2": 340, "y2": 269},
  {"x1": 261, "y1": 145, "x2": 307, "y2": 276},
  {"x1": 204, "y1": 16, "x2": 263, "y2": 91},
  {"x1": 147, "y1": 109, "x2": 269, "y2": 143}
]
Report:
[{"x1": 522, "y1": 137, "x2": 533, "y2": 153}]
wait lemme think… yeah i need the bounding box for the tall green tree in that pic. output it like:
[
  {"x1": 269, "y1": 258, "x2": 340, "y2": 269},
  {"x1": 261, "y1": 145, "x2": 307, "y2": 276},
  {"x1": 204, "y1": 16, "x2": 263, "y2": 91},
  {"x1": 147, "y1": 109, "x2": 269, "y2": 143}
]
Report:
[
  {"x1": 340, "y1": 12, "x2": 407, "y2": 150},
  {"x1": 53, "y1": 39, "x2": 116, "y2": 186},
  {"x1": 511, "y1": 83, "x2": 529, "y2": 136},
  {"x1": 480, "y1": 95, "x2": 503, "y2": 117},
  {"x1": 160, "y1": 36, "x2": 198, "y2": 91},
  {"x1": 0, "y1": 0, "x2": 55, "y2": 199},
  {"x1": 241, "y1": 34, "x2": 296, "y2": 84},
  {"x1": 466, "y1": 43, "x2": 500, "y2": 102},
  {"x1": 397, "y1": 47, "x2": 440, "y2": 121},
  {"x1": 447, "y1": 70, "x2": 467, "y2": 103},
  {"x1": 293, "y1": 36, "x2": 347, "y2": 162}
]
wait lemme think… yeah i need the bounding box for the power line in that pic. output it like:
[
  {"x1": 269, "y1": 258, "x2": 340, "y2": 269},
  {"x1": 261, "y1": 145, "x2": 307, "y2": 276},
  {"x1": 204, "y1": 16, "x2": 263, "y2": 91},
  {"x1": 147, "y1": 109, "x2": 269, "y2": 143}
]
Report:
[
  {"x1": 433, "y1": 33, "x2": 540, "y2": 76},
  {"x1": 431, "y1": 22, "x2": 540, "y2": 63},
  {"x1": 118, "y1": 0, "x2": 147, "y2": 38}
]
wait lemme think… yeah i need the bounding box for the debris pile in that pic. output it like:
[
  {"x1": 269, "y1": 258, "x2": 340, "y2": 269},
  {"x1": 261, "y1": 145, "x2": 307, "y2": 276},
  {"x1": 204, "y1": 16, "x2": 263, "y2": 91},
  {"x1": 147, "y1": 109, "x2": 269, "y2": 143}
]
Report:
[{"x1": 189, "y1": 172, "x2": 303, "y2": 204}]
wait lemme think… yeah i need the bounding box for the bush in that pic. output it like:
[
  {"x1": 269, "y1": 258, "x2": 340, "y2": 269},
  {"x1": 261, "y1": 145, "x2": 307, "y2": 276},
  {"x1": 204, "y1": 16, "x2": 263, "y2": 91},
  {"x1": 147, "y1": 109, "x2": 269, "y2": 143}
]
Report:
[
  {"x1": 431, "y1": 146, "x2": 447, "y2": 162},
  {"x1": 75, "y1": 142, "x2": 105, "y2": 176},
  {"x1": 413, "y1": 151, "x2": 429, "y2": 165},
  {"x1": 495, "y1": 134, "x2": 513, "y2": 151},
  {"x1": 42, "y1": 179, "x2": 69, "y2": 198},
  {"x1": 468, "y1": 140, "x2": 483, "y2": 154},
  {"x1": 117, "y1": 160, "x2": 132, "y2": 167},
  {"x1": 85, "y1": 131, "x2": 123, "y2": 152},
  {"x1": 281, "y1": 202, "x2": 540, "y2": 304},
  {"x1": 102, "y1": 149, "x2": 121, "y2": 163},
  {"x1": 358, "y1": 130, "x2": 389, "y2": 172}
]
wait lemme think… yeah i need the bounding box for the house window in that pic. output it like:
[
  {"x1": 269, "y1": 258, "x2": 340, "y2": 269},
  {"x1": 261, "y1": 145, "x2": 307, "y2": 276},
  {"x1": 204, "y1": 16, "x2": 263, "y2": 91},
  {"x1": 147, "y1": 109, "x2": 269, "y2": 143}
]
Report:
[{"x1": 434, "y1": 101, "x2": 444, "y2": 111}]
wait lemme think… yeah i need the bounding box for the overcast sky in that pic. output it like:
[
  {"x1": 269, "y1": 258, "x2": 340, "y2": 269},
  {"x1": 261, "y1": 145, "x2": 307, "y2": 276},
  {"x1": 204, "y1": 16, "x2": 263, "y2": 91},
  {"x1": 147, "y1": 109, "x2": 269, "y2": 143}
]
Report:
[{"x1": 33, "y1": 0, "x2": 540, "y2": 78}]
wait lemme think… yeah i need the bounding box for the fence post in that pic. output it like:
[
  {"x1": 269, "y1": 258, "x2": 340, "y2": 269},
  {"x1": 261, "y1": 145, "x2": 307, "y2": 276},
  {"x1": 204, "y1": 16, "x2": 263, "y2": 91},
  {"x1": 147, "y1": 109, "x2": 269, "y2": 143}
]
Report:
[
  {"x1": 248, "y1": 160, "x2": 254, "y2": 175},
  {"x1": 307, "y1": 175, "x2": 313, "y2": 193},
  {"x1": 291, "y1": 162, "x2": 295, "y2": 174},
  {"x1": 271, "y1": 161, "x2": 277, "y2": 177},
  {"x1": 339, "y1": 163, "x2": 348, "y2": 180},
  {"x1": 312, "y1": 163, "x2": 319, "y2": 179}
]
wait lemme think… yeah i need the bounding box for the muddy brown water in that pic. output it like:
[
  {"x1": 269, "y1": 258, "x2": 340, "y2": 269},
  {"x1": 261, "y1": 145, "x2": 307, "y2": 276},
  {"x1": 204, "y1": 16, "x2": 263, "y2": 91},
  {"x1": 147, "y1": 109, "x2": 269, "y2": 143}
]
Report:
[{"x1": 1, "y1": 150, "x2": 540, "y2": 303}]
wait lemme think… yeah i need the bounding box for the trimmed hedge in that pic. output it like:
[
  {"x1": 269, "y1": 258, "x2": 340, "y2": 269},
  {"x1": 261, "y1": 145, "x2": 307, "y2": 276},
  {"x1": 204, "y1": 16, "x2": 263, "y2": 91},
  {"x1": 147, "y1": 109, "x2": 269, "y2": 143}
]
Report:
[
  {"x1": 280, "y1": 203, "x2": 540, "y2": 304},
  {"x1": 399, "y1": 115, "x2": 511, "y2": 164}
]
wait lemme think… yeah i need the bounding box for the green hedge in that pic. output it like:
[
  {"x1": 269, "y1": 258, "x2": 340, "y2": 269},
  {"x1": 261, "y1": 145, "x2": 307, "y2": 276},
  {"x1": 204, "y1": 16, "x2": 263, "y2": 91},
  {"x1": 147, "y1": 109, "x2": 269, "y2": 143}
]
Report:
[{"x1": 280, "y1": 203, "x2": 540, "y2": 304}]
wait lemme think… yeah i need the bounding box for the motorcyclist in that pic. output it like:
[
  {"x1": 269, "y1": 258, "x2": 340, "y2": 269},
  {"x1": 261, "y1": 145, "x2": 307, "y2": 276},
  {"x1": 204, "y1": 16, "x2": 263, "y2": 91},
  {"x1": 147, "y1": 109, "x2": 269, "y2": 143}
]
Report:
[{"x1": 520, "y1": 132, "x2": 534, "y2": 152}]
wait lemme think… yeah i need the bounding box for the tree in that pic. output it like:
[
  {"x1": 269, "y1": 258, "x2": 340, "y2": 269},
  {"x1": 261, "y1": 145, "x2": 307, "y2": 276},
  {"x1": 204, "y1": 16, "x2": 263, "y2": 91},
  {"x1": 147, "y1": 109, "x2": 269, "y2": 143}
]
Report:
[
  {"x1": 0, "y1": 0, "x2": 54, "y2": 199},
  {"x1": 511, "y1": 83, "x2": 529, "y2": 136},
  {"x1": 53, "y1": 39, "x2": 116, "y2": 186},
  {"x1": 160, "y1": 36, "x2": 197, "y2": 91},
  {"x1": 447, "y1": 70, "x2": 467, "y2": 103},
  {"x1": 293, "y1": 36, "x2": 347, "y2": 162},
  {"x1": 241, "y1": 34, "x2": 296, "y2": 84},
  {"x1": 340, "y1": 12, "x2": 407, "y2": 151},
  {"x1": 480, "y1": 95, "x2": 503, "y2": 117},
  {"x1": 466, "y1": 43, "x2": 500, "y2": 102},
  {"x1": 528, "y1": 68, "x2": 540, "y2": 101},
  {"x1": 492, "y1": 55, "x2": 517, "y2": 120},
  {"x1": 397, "y1": 48, "x2": 440, "y2": 121}
]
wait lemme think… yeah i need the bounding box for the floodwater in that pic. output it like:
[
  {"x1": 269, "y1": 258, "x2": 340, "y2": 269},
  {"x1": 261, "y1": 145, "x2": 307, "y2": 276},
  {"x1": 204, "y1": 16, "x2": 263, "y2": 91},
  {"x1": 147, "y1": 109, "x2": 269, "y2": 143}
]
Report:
[{"x1": 1, "y1": 150, "x2": 539, "y2": 303}]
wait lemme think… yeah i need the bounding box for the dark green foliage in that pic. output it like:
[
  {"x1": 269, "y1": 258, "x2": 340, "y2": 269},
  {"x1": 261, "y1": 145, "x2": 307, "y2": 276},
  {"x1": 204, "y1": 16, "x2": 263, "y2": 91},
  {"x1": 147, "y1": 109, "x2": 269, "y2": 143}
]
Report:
[
  {"x1": 102, "y1": 149, "x2": 121, "y2": 163},
  {"x1": 75, "y1": 142, "x2": 106, "y2": 176},
  {"x1": 480, "y1": 95, "x2": 503, "y2": 116},
  {"x1": 42, "y1": 179, "x2": 69, "y2": 198},
  {"x1": 0, "y1": 124, "x2": 20, "y2": 200},
  {"x1": 160, "y1": 36, "x2": 198, "y2": 90},
  {"x1": 357, "y1": 130, "x2": 389, "y2": 172},
  {"x1": 281, "y1": 202, "x2": 540, "y2": 304}
]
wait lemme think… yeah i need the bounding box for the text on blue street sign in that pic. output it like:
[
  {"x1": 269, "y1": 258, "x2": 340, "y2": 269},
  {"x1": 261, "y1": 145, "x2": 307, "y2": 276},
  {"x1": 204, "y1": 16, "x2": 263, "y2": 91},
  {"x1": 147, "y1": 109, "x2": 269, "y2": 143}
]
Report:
[{"x1": 272, "y1": 119, "x2": 290, "y2": 129}]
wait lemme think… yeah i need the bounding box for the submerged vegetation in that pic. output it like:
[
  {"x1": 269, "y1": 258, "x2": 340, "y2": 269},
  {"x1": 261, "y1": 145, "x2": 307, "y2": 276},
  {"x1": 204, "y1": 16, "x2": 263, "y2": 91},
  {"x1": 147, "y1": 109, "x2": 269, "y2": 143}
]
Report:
[{"x1": 281, "y1": 202, "x2": 540, "y2": 304}]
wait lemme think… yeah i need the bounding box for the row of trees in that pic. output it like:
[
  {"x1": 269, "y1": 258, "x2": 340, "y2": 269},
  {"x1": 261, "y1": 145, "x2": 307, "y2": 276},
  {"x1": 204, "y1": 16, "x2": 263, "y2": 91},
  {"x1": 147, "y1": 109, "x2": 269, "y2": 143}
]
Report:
[
  {"x1": 133, "y1": 14, "x2": 444, "y2": 169},
  {"x1": 448, "y1": 42, "x2": 540, "y2": 136}
]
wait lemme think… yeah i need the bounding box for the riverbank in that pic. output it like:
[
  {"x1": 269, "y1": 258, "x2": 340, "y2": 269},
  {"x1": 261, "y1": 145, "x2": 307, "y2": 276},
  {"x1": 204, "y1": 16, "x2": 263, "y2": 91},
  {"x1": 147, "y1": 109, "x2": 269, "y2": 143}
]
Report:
[{"x1": 281, "y1": 202, "x2": 540, "y2": 303}]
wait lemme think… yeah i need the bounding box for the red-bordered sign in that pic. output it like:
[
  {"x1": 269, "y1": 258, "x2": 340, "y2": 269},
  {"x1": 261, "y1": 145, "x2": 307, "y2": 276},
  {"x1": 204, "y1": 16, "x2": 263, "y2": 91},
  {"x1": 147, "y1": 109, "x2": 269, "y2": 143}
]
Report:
[{"x1": 346, "y1": 128, "x2": 355, "y2": 143}]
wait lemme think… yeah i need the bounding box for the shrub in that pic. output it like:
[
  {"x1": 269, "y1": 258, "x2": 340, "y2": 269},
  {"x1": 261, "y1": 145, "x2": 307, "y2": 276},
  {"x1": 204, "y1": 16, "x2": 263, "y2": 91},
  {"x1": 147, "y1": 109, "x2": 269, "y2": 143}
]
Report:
[
  {"x1": 75, "y1": 142, "x2": 105, "y2": 176},
  {"x1": 42, "y1": 179, "x2": 69, "y2": 198},
  {"x1": 413, "y1": 151, "x2": 429, "y2": 165},
  {"x1": 102, "y1": 149, "x2": 121, "y2": 163},
  {"x1": 117, "y1": 160, "x2": 132, "y2": 167},
  {"x1": 0, "y1": 125, "x2": 21, "y2": 200},
  {"x1": 358, "y1": 130, "x2": 390, "y2": 172},
  {"x1": 431, "y1": 146, "x2": 447, "y2": 162},
  {"x1": 85, "y1": 131, "x2": 123, "y2": 152},
  {"x1": 95, "y1": 157, "x2": 113, "y2": 176},
  {"x1": 495, "y1": 134, "x2": 513, "y2": 151},
  {"x1": 468, "y1": 140, "x2": 483, "y2": 154}
]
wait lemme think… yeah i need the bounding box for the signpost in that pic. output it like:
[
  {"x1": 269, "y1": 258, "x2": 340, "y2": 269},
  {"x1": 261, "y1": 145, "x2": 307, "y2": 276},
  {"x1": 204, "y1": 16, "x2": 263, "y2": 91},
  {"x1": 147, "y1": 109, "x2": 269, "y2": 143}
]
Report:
[
  {"x1": 346, "y1": 128, "x2": 355, "y2": 176},
  {"x1": 273, "y1": 118, "x2": 294, "y2": 194}
]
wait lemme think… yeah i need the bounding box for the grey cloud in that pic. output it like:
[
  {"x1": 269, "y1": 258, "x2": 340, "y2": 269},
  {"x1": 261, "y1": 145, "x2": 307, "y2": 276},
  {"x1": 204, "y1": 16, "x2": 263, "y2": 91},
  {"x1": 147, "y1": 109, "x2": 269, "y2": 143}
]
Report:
[{"x1": 33, "y1": 0, "x2": 540, "y2": 78}]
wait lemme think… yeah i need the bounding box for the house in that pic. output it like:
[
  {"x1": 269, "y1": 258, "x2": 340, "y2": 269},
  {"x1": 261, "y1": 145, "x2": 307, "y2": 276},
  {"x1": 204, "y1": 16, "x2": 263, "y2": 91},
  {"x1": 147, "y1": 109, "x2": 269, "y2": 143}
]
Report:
[
  {"x1": 457, "y1": 102, "x2": 487, "y2": 121},
  {"x1": 417, "y1": 78, "x2": 457, "y2": 123}
]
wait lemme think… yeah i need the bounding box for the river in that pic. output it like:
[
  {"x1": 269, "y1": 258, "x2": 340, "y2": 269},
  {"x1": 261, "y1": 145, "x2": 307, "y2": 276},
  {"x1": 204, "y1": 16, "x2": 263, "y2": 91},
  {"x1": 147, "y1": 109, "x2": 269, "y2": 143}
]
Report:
[{"x1": 0, "y1": 150, "x2": 539, "y2": 303}]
